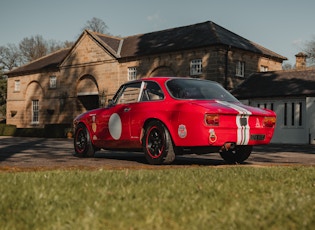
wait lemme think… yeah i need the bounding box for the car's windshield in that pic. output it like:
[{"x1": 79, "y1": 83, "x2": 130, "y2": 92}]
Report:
[{"x1": 166, "y1": 78, "x2": 239, "y2": 102}]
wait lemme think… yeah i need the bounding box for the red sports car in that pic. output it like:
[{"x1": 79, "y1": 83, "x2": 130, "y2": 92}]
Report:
[{"x1": 73, "y1": 77, "x2": 276, "y2": 164}]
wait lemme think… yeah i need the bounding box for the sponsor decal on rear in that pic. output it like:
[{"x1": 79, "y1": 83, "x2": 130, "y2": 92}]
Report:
[{"x1": 178, "y1": 124, "x2": 187, "y2": 138}]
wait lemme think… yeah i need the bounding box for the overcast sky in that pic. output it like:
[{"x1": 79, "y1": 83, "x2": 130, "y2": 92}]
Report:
[{"x1": 1, "y1": 0, "x2": 314, "y2": 65}]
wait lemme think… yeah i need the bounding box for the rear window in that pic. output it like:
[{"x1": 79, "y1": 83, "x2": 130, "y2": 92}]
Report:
[{"x1": 166, "y1": 78, "x2": 238, "y2": 102}]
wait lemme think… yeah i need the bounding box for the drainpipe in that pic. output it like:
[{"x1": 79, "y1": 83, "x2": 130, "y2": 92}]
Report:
[{"x1": 224, "y1": 46, "x2": 231, "y2": 89}]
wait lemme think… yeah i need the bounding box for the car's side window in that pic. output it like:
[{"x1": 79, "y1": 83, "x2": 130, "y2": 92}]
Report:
[
  {"x1": 116, "y1": 82, "x2": 142, "y2": 104},
  {"x1": 140, "y1": 81, "x2": 164, "y2": 101}
]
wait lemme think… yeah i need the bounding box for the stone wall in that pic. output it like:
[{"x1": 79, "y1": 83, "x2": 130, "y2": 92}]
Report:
[{"x1": 6, "y1": 34, "x2": 284, "y2": 128}]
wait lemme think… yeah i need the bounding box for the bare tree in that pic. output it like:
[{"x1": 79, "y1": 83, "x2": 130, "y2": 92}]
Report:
[
  {"x1": 18, "y1": 35, "x2": 73, "y2": 63},
  {"x1": 282, "y1": 62, "x2": 293, "y2": 70},
  {"x1": 304, "y1": 36, "x2": 315, "y2": 65},
  {"x1": 47, "y1": 39, "x2": 73, "y2": 53},
  {"x1": 19, "y1": 35, "x2": 48, "y2": 62},
  {"x1": 0, "y1": 44, "x2": 22, "y2": 71},
  {"x1": 82, "y1": 17, "x2": 109, "y2": 34}
]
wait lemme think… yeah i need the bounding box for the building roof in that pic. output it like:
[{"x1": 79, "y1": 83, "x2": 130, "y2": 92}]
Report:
[
  {"x1": 116, "y1": 21, "x2": 287, "y2": 59},
  {"x1": 7, "y1": 48, "x2": 70, "y2": 75},
  {"x1": 7, "y1": 21, "x2": 287, "y2": 76},
  {"x1": 232, "y1": 68, "x2": 315, "y2": 99},
  {"x1": 87, "y1": 30, "x2": 123, "y2": 58}
]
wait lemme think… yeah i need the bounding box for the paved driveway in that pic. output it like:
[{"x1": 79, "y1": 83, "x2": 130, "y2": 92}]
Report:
[{"x1": 0, "y1": 136, "x2": 314, "y2": 171}]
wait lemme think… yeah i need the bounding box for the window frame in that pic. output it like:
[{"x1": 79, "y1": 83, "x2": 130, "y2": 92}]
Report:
[
  {"x1": 14, "y1": 80, "x2": 20, "y2": 92},
  {"x1": 31, "y1": 100, "x2": 39, "y2": 124},
  {"x1": 128, "y1": 67, "x2": 137, "y2": 81},
  {"x1": 49, "y1": 76, "x2": 57, "y2": 89},
  {"x1": 260, "y1": 65, "x2": 269, "y2": 72},
  {"x1": 190, "y1": 59, "x2": 202, "y2": 76},
  {"x1": 235, "y1": 61, "x2": 245, "y2": 77},
  {"x1": 283, "y1": 101, "x2": 303, "y2": 128}
]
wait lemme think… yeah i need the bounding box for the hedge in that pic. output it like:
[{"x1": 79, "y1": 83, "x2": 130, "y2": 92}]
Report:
[{"x1": 0, "y1": 124, "x2": 72, "y2": 138}]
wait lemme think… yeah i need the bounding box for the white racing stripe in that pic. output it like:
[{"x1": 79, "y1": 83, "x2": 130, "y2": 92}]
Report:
[{"x1": 216, "y1": 101, "x2": 252, "y2": 145}]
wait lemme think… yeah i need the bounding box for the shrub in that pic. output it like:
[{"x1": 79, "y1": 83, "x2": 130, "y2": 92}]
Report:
[
  {"x1": 0, "y1": 124, "x2": 16, "y2": 136},
  {"x1": 0, "y1": 123, "x2": 72, "y2": 138}
]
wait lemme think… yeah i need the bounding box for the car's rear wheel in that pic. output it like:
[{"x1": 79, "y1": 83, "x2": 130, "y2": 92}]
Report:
[
  {"x1": 143, "y1": 120, "x2": 175, "y2": 165},
  {"x1": 219, "y1": 145, "x2": 252, "y2": 164},
  {"x1": 74, "y1": 123, "x2": 95, "y2": 157}
]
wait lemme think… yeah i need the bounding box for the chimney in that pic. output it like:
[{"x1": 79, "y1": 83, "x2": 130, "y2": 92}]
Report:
[{"x1": 295, "y1": 52, "x2": 307, "y2": 69}]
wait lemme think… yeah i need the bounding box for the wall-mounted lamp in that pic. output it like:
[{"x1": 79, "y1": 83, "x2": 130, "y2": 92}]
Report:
[
  {"x1": 59, "y1": 92, "x2": 68, "y2": 110},
  {"x1": 47, "y1": 109, "x2": 54, "y2": 115},
  {"x1": 10, "y1": 110, "x2": 17, "y2": 117},
  {"x1": 100, "y1": 90, "x2": 106, "y2": 107}
]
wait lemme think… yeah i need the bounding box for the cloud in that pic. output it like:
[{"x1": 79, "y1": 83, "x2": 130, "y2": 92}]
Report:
[
  {"x1": 147, "y1": 12, "x2": 161, "y2": 22},
  {"x1": 146, "y1": 11, "x2": 167, "y2": 31},
  {"x1": 292, "y1": 39, "x2": 303, "y2": 46}
]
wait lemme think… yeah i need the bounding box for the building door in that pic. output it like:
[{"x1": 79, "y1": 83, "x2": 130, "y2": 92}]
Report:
[
  {"x1": 77, "y1": 75, "x2": 99, "y2": 111},
  {"x1": 77, "y1": 95, "x2": 99, "y2": 110}
]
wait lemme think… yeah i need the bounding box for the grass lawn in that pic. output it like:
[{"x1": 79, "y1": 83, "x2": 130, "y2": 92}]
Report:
[{"x1": 0, "y1": 166, "x2": 314, "y2": 230}]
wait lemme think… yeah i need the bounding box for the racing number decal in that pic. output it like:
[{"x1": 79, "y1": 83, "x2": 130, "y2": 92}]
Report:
[{"x1": 108, "y1": 113, "x2": 122, "y2": 140}]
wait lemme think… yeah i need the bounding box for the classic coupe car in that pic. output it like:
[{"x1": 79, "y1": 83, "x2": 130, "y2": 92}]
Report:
[{"x1": 73, "y1": 77, "x2": 276, "y2": 164}]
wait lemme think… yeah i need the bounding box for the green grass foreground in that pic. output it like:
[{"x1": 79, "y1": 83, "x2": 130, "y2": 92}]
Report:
[{"x1": 0, "y1": 166, "x2": 314, "y2": 230}]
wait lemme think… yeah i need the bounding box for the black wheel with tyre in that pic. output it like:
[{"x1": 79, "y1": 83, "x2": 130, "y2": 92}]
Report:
[
  {"x1": 143, "y1": 120, "x2": 176, "y2": 165},
  {"x1": 219, "y1": 145, "x2": 252, "y2": 164},
  {"x1": 73, "y1": 123, "x2": 95, "y2": 157}
]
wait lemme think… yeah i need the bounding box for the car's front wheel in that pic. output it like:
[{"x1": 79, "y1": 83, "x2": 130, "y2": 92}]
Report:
[
  {"x1": 219, "y1": 145, "x2": 252, "y2": 164},
  {"x1": 74, "y1": 123, "x2": 95, "y2": 157},
  {"x1": 143, "y1": 120, "x2": 176, "y2": 165}
]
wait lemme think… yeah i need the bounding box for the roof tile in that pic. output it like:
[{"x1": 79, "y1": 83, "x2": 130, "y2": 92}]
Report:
[
  {"x1": 7, "y1": 21, "x2": 287, "y2": 76},
  {"x1": 232, "y1": 68, "x2": 315, "y2": 98}
]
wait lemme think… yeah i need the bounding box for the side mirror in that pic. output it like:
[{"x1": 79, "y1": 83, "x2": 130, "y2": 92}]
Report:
[{"x1": 108, "y1": 99, "x2": 114, "y2": 107}]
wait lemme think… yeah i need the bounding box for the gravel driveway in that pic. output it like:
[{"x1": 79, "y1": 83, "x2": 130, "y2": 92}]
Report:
[{"x1": 0, "y1": 136, "x2": 314, "y2": 171}]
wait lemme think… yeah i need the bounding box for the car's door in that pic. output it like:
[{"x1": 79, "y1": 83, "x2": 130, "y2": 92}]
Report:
[
  {"x1": 128, "y1": 81, "x2": 165, "y2": 139},
  {"x1": 96, "y1": 82, "x2": 143, "y2": 148}
]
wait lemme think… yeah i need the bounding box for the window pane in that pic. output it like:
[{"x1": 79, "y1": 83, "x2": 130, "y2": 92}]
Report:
[
  {"x1": 291, "y1": 103, "x2": 295, "y2": 126},
  {"x1": 299, "y1": 102, "x2": 302, "y2": 126},
  {"x1": 115, "y1": 82, "x2": 142, "y2": 104},
  {"x1": 190, "y1": 59, "x2": 202, "y2": 75},
  {"x1": 236, "y1": 61, "x2": 245, "y2": 77},
  {"x1": 15, "y1": 80, "x2": 20, "y2": 91},
  {"x1": 32, "y1": 100, "x2": 39, "y2": 123},
  {"x1": 50, "y1": 76, "x2": 56, "y2": 88},
  {"x1": 128, "y1": 67, "x2": 137, "y2": 81},
  {"x1": 284, "y1": 103, "x2": 287, "y2": 126}
]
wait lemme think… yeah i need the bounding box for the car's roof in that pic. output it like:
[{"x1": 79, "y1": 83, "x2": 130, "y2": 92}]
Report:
[{"x1": 128, "y1": 76, "x2": 216, "y2": 84}]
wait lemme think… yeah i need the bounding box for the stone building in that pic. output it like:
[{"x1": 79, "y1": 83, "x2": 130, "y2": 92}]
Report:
[{"x1": 6, "y1": 21, "x2": 286, "y2": 128}]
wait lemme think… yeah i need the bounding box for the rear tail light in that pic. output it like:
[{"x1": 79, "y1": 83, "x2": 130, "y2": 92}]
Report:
[
  {"x1": 205, "y1": 114, "x2": 219, "y2": 126},
  {"x1": 263, "y1": 116, "x2": 276, "y2": 127}
]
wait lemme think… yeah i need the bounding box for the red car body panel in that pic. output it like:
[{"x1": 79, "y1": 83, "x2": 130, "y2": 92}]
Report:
[{"x1": 74, "y1": 77, "x2": 276, "y2": 152}]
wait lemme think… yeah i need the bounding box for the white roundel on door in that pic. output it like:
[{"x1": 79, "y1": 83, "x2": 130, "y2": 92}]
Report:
[{"x1": 108, "y1": 113, "x2": 122, "y2": 140}]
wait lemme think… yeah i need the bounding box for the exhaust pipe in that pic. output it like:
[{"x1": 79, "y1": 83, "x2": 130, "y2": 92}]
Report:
[{"x1": 222, "y1": 142, "x2": 235, "y2": 152}]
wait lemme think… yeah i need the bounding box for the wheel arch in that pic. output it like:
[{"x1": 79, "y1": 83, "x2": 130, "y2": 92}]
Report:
[
  {"x1": 75, "y1": 121, "x2": 96, "y2": 145},
  {"x1": 141, "y1": 118, "x2": 176, "y2": 145}
]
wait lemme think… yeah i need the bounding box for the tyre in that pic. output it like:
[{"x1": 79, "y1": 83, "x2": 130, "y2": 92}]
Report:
[
  {"x1": 143, "y1": 120, "x2": 176, "y2": 165},
  {"x1": 73, "y1": 123, "x2": 95, "y2": 157},
  {"x1": 219, "y1": 145, "x2": 252, "y2": 164}
]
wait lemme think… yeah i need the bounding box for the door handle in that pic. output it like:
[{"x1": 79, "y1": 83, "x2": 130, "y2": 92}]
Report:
[{"x1": 124, "y1": 107, "x2": 131, "y2": 112}]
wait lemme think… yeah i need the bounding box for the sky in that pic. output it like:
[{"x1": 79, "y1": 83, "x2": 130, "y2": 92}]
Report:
[{"x1": 1, "y1": 0, "x2": 315, "y2": 66}]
